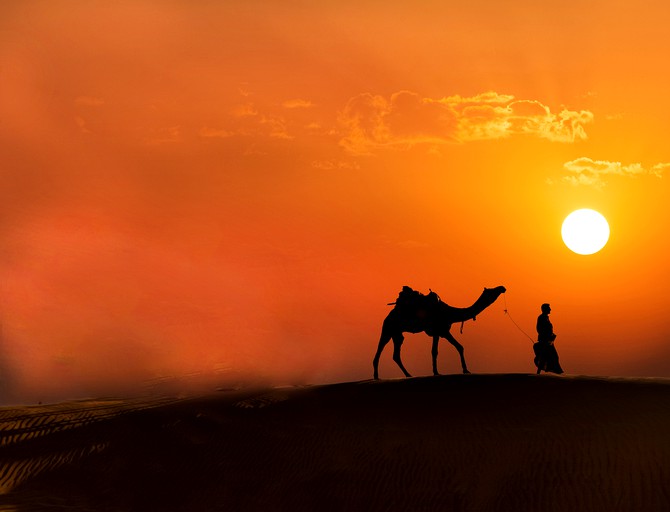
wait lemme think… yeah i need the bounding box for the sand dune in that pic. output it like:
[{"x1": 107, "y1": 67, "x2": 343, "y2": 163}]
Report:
[{"x1": 1, "y1": 374, "x2": 670, "y2": 511}]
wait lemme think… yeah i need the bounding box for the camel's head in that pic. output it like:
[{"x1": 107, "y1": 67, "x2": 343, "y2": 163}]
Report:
[{"x1": 481, "y1": 286, "x2": 506, "y2": 306}]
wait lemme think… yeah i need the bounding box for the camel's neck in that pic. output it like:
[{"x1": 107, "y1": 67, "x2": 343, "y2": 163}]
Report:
[
  {"x1": 442, "y1": 287, "x2": 505, "y2": 323},
  {"x1": 443, "y1": 305, "x2": 484, "y2": 323}
]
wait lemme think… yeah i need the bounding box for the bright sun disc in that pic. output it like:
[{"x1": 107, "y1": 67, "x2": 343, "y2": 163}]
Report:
[{"x1": 561, "y1": 209, "x2": 610, "y2": 255}]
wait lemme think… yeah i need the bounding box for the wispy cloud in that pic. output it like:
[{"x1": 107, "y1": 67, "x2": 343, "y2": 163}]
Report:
[
  {"x1": 563, "y1": 157, "x2": 669, "y2": 188},
  {"x1": 74, "y1": 116, "x2": 91, "y2": 134},
  {"x1": 75, "y1": 96, "x2": 105, "y2": 107},
  {"x1": 337, "y1": 91, "x2": 593, "y2": 155},
  {"x1": 199, "y1": 127, "x2": 234, "y2": 139},
  {"x1": 259, "y1": 115, "x2": 292, "y2": 139},
  {"x1": 145, "y1": 125, "x2": 181, "y2": 145},
  {"x1": 74, "y1": 96, "x2": 104, "y2": 134},
  {"x1": 282, "y1": 99, "x2": 314, "y2": 109},
  {"x1": 311, "y1": 159, "x2": 360, "y2": 170},
  {"x1": 204, "y1": 100, "x2": 293, "y2": 140},
  {"x1": 231, "y1": 103, "x2": 259, "y2": 118}
]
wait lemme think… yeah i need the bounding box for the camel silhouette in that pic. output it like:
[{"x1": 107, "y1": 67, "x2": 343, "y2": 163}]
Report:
[{"x1": 373, "y1": 285, "x2": 506, "y2": 379}]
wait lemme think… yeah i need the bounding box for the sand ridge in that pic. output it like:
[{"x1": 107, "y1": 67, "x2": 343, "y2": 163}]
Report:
[{"x1": 0, "y1": 374, "x2": 669, "y2": 511}]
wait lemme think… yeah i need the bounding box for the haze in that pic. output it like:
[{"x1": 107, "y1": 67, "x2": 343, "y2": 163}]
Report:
[{"x1": 1, "y1": 1, "x2": 669, "y2": 403}]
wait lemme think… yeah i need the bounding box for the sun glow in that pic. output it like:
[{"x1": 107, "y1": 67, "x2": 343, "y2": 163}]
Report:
[{"x1": 561, "y1": 209, "x2": 610, "y2": 255}]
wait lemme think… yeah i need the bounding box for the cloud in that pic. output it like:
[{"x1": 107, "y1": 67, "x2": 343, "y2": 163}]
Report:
[
  {"x1": 562, "y1": 157, "x2": 668, "y2": 188},
  {"x1": 145, "y1": 125, "x2": 181, "y2": 145},
  {"x1": 337, "y1": 91, "x2": 594, "y2": 154},
  {"x1": 231, "y1": 103, "x2": 259, "y2": 118},
  {"x1": 75, "y1": 96, "x2": 105, "y2": 107},
  {"x1": 199, "y1": 127, "x2": 234, "y2": 138},
  {"x1": 201, "y1": 100, "x2": 293, "y2": 140},
  {"x1": 74, "y1": 116, "x2": 91, "y2": 134},
  {"x1": 282, "y1": 99, "x2": 314, "y2": 109},
  {"x1": 311, "y1": 159, "x2": 360, "y2": 170},
  {"x1": 73, "y1": 96, "x2": 104, "y2": 135},
  {"x1": 259, "y1": 115, "x2": 292, "y2": 139},
  {"x1": 65, "y1": 88, "x2": 590, "y2": 155}
]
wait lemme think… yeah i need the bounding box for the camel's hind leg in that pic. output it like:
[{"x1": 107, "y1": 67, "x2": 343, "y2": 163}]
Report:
[
  {"x1": 373, "y1": 331, "x2": 412, "y2": 379},
  {"x1": 392, "y1": 334, "x2": 412, "y2": 378},
  {"x1": 372, "y1": 333, "x2": 391, "y2": 380},
  {"x1": 445, "y1": 331, "x2": 471, "y2": 374}
]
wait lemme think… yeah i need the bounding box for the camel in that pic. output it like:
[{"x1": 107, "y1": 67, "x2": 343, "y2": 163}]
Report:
[{"x1": 373, "y1": 285, "x2": 506, "y2": 379}]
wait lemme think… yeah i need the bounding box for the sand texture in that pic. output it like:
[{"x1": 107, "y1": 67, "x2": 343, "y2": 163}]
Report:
[{"x1": 1, "y1": 374, "x2": 670, "y2": 511}]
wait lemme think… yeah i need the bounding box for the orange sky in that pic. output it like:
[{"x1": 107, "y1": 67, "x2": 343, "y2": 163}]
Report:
[{"x1": 1, "y1": 1, "x2": 670, "y2": 403}]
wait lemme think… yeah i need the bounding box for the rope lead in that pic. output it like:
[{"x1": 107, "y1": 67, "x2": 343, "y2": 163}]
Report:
[{"x1": 502, "y1": 293, "x2": 536, "y2": 343}]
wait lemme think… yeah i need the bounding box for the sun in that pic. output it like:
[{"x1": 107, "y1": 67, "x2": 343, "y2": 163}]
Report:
[{"x1": 561, "y1": 209, "x2": 610, "y2": 255}]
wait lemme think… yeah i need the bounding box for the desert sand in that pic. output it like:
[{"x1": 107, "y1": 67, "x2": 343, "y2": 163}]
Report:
[{"x1": 1, "y1": 374, "x2": 670, "y2": 511}]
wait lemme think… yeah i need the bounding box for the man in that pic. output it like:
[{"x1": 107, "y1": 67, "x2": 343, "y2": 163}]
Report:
[{"x1": 534, "y1": 303, "x2": 564, "y2": 374}]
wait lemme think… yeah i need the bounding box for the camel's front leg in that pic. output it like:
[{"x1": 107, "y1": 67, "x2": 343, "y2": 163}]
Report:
[
  {"x1": 444, "y1": 331, "x2": 470, "y2": 374},
  {"x1": 431, "y1": 336, "x2": 441, "y2": 376}
]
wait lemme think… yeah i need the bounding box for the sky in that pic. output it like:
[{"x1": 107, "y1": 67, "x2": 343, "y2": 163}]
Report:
[{"x1": 1, "y1": 0, "x2": 670, "y2": 403}]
